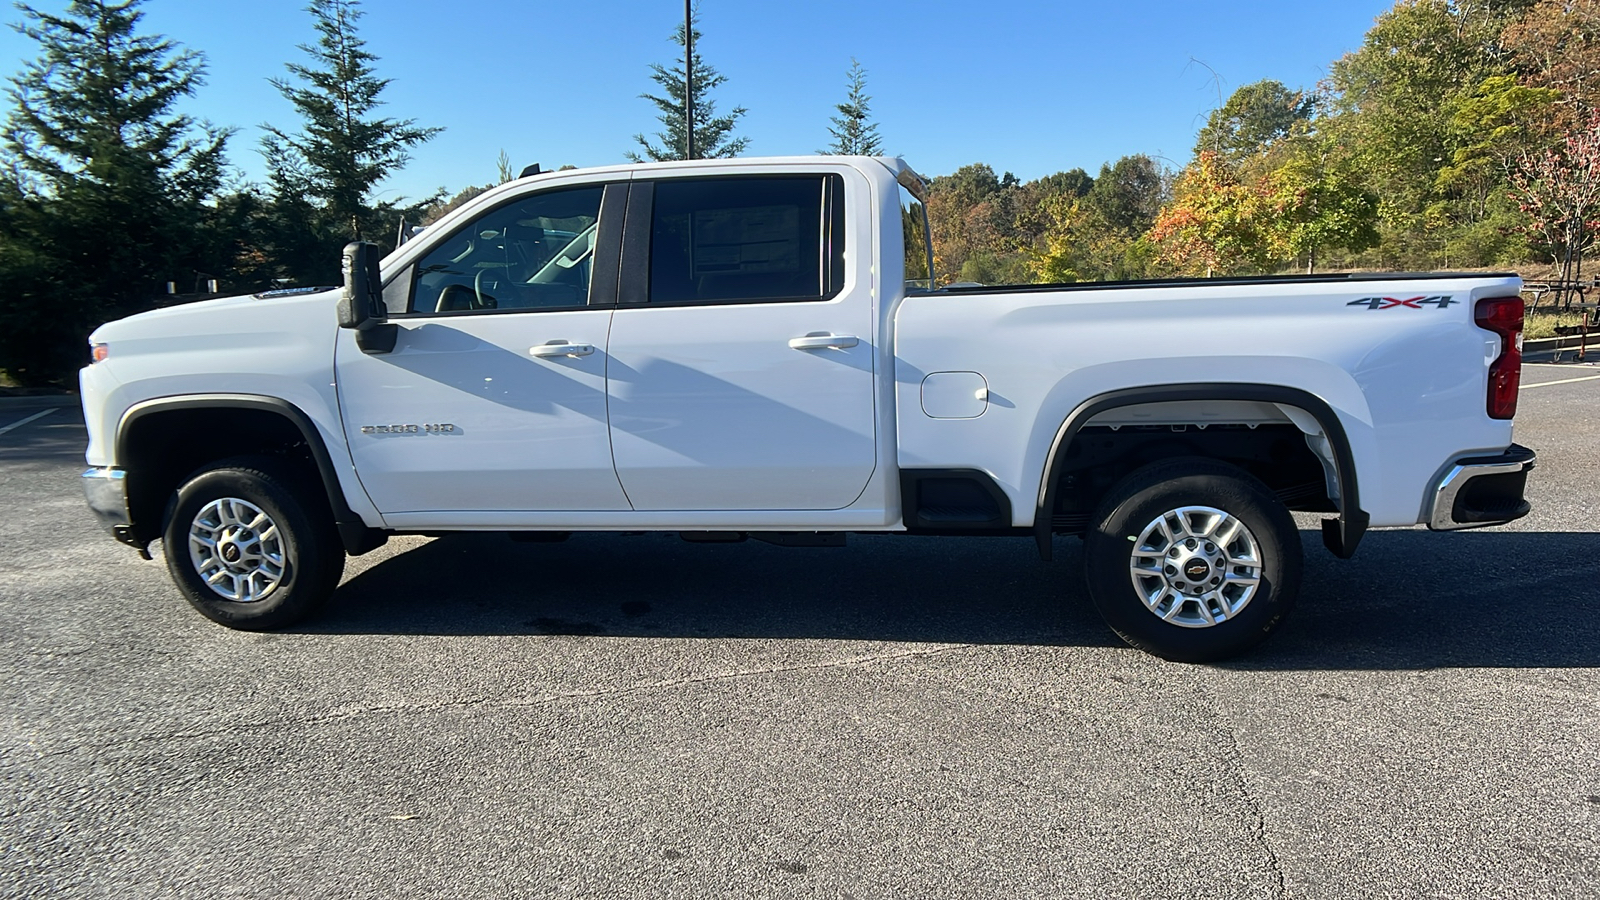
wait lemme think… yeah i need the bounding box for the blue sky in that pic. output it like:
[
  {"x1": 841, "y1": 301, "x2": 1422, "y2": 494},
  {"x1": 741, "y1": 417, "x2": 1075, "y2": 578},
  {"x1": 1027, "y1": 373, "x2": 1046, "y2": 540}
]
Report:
[{"x1": 1, "y1": 0, "x2": 1393, "y2": 201}]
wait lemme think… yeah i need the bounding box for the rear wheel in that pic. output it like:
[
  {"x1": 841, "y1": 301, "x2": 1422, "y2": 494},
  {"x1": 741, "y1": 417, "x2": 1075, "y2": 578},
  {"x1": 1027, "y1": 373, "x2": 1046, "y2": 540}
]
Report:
[
  {"x1": 162, "y1": 457, "x2": 343, "y2": 630},
  {"x1": 1083, "y1": 458, "x2": 1302, "y2": 662}
]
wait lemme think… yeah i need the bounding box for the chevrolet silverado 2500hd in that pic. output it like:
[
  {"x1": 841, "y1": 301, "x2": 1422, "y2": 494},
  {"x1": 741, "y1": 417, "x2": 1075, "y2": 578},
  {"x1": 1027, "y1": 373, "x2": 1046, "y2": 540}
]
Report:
[{"x1": 78, "y1": 156, "x2": 1535, "y2": 661}]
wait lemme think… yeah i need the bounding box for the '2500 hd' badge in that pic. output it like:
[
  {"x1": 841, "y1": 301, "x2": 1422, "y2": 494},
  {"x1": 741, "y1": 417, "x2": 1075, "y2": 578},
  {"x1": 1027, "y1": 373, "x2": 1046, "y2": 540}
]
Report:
[
  {"x1": 361, "y1": 423, "x2": 456, "y2": 434},
  {"x1": 1347, "y1": 295, "x2": 1455, "y2": 310}
]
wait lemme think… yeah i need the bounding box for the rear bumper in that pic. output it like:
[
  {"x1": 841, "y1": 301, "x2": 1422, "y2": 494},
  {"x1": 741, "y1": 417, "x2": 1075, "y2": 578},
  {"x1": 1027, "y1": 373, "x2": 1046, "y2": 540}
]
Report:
[
  {"x1": 82, "y1": 467, "x2": 142, "y2": 548},
  {"x1": 1426, "y1": 444, "x2": 1535, "y2": 530}
]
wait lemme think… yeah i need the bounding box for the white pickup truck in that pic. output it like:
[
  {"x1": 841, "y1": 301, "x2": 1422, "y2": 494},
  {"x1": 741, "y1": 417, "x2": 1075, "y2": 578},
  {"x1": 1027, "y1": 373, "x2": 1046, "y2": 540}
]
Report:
[{"x1": 79, "y1": 156, "x2": 1535, "y2": 661}]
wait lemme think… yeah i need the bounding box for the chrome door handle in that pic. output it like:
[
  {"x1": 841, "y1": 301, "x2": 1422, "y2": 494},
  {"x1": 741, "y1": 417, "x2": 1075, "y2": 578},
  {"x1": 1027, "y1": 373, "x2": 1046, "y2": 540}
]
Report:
[
  {"x1": 788, "y1": 332, "x2": 859, "y2": 351},
  {"x1": 530, "y1": 341, "x2": 596, "y2": 358}
]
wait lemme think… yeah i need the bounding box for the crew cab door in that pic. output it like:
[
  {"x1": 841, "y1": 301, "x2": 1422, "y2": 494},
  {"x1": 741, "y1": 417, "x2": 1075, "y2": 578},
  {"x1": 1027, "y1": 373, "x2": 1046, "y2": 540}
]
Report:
[
  {"x1": 335, "y1": 182, "x2": 630, "y2": 514},
  {"x1": 604, "y1": 169, "x2": 877, "y2": 510}
]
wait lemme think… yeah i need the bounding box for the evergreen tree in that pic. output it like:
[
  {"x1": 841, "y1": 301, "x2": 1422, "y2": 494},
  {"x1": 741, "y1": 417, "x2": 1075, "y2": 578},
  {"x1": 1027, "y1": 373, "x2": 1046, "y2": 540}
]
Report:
[
  {"x1": 629, "y1": 10, "x2": 749, "y2": 161},
  {"x1": 820, "y1": 59, "x2": 882, "y2": 156},
  {"x1": 0, "y1": 0, "x2": 230, "y2": 384},
  {"x1": 261, "y1": 0, "x2": 441, "y2": 278}
]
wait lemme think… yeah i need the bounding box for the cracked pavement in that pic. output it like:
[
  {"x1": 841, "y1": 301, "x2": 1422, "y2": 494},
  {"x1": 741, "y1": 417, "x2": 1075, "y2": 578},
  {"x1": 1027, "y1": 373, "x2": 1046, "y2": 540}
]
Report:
[{"x1": 1, "y1": 367, "x2": 1597, "y2": 899}]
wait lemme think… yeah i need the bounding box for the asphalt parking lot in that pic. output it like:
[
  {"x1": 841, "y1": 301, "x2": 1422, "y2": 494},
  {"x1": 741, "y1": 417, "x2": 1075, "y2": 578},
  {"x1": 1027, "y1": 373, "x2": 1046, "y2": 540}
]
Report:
[{"x1": 1, "y1": 364, "x2": 1597, "y2": 900}]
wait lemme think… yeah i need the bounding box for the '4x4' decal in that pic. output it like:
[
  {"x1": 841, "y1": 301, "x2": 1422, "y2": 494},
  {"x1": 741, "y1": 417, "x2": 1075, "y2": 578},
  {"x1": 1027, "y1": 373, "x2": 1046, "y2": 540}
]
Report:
[{"x1": 1347, "y1": 295, "x2": 1455, "y2": 310}]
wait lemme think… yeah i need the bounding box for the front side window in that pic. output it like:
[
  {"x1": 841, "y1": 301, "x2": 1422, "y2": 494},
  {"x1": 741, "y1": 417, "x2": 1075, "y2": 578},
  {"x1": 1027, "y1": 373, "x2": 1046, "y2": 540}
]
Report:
[
  {"x1": 409, "y1": 186, "x2": 604, "y2": 314},
  {"x1": 648, "y1": 175, "x2": 843, "y2": 305}
]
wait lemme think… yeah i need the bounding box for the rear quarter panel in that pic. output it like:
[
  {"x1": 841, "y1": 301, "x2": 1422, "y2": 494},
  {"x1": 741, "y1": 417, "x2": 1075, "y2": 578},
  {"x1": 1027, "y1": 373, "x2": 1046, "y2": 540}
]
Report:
[{"x1": 893, "y1": 277, "x2": 1521, "y2": 528}]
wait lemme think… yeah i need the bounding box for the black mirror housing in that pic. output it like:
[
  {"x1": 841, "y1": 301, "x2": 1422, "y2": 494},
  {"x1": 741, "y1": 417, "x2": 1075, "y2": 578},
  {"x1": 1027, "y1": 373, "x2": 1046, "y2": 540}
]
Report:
[
  {"x1": 340, "y1": 241, "x2": 398, "y2": 354},
  {"x1": 338, "y1": 241, "x2": 385, "y2": 329}
]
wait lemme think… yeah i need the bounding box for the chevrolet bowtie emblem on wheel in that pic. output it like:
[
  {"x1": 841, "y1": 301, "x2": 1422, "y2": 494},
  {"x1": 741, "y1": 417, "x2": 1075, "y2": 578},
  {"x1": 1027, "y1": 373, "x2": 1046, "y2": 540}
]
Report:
[
  {"x1": 1347, "y1": 295, "x2": 1455, "y2": 310},
  {"x1": 360, "y1": 423, "x2": 456, "y2": 434}
]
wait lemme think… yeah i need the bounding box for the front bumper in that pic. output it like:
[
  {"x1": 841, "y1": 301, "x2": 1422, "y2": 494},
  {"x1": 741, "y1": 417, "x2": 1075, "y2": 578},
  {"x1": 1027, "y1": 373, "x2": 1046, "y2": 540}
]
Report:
[
  {"x1": 82, "y1": 467, "x2": 142, "y2": 549},
  {"x1": 1426, "y1": 444, "x2": 1536, "y2": 531}
]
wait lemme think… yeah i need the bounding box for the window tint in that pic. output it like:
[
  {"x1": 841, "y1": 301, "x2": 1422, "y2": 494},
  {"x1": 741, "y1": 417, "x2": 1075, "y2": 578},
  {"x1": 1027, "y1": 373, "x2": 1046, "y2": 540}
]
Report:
[
  {"x1": 409, "y1": 186, "x2": 603, "y2": 314},
  {"x1": 649, "y1": 176, "x2": 843, "y2": 305}
]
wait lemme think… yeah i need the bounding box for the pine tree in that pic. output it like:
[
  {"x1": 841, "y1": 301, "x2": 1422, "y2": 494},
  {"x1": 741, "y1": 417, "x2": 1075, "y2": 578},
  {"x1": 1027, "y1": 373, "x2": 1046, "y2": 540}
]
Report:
[
  {"x1": 262, "y1": 0, "x2": 441, "y2": 257},
  {"x1": 0, "y1": 0, "x2": 230, "y2": 384},
  {"x1": 821, "y1": 59, "x2": 882, "y2": 156},
  {"x1": 628, "y1": 10, "x2": 749, "y2": 161}
]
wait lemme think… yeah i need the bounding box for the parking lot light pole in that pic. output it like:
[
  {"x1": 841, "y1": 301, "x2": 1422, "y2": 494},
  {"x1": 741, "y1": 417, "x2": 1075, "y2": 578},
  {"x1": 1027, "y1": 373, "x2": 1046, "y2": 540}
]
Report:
[{"x1": 684, "y1": 0, "x2": 694, "y2": 160}]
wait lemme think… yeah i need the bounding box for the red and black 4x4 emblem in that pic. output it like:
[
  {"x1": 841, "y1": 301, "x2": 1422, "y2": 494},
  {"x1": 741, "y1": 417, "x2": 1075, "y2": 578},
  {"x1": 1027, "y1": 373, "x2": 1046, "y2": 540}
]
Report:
[{"x1": 1347, "y1": 295, "x2": 1455, "y2": 310}]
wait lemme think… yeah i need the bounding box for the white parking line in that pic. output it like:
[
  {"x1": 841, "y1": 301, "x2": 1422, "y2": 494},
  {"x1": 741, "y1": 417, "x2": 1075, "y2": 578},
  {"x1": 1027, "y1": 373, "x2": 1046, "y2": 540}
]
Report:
[
  {"x1": 0, "y1": 407, "x2": 57, "y2": 436},
  {"x1": 1521, "y1": 374, "x2": 1600, "y2": 389}
]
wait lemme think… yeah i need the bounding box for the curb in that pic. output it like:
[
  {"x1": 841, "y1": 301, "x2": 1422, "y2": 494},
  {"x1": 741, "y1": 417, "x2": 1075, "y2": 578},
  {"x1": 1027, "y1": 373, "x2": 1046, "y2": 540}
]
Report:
[
  {"x1": 0, "y1": 394, "x2": 77, "y2": 412},
  {"x1": 1524, "y1": 334, "x2": 1598, "y2": 363}
]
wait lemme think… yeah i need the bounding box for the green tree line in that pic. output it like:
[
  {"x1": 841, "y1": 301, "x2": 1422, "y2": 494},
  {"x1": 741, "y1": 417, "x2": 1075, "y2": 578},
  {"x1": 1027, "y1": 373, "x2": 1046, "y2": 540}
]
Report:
[
  {"x1": 5, "y1": 0, "x2": 1598, "y2": 385},
  {"x1": 923, "y1": 0, "x2": 1600, "y2": 291},
  {"x1": 0, "y1": 0, "x2": 442, "y2": 384}
]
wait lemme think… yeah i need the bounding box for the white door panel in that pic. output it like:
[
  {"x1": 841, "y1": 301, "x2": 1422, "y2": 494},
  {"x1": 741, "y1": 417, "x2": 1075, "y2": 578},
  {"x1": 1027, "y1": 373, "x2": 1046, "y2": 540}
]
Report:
[
  {"x1": 606, "y1": 301, "x2": 876, "y2": 510},
  {"x1": 335, "y1": 311, "x2": 628, "y2": 513}
]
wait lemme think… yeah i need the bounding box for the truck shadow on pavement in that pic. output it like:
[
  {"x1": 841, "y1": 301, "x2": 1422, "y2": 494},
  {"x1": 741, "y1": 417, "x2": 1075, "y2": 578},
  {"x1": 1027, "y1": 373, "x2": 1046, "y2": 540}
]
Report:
[{"x1": 304, "y1": 528, "x2": 1600, "y2": 669}]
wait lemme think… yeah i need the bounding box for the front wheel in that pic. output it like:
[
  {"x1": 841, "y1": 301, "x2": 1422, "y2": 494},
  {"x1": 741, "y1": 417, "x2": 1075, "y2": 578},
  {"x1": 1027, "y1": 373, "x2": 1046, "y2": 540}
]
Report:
[
  {"x1": 1083, "y1": 458, "x2": 1302, "y2": 662},
  {"x1": 162, "y1": 457, "x2": 344, "y2": 630}
]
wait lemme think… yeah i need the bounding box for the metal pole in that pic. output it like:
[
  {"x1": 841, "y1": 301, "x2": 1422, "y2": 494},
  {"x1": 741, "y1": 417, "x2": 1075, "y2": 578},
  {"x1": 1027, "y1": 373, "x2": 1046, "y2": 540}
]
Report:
[{"x1": 684, "y1": 0, "x2": 694, "y2": 160}]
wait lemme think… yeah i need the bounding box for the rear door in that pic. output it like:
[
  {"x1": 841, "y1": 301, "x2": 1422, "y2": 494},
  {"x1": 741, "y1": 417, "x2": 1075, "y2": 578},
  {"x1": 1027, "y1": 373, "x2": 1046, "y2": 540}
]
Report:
[{"x1": 604, "y1": 168, "x2": 878, "y2": 510}]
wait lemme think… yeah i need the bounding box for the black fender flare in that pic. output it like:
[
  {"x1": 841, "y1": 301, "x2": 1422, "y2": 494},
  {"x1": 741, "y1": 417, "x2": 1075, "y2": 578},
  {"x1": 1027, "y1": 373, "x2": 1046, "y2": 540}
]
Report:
[
  {"x1": 118, "y1": 393, "x2": 385, "y2": 555},
  {"x1": 1034, "y1": 383, "x2": 1368, "y2": 561}
]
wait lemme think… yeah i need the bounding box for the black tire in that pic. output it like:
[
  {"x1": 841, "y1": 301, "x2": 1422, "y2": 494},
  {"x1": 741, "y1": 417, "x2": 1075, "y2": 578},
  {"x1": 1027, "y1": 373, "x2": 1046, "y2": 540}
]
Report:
[
  {"x1": 162, "y1": 456, "x2": 344, "y2": 630},
  {"x1": 1083, "y1": 457, "x2": 1302, "y2": 663}
]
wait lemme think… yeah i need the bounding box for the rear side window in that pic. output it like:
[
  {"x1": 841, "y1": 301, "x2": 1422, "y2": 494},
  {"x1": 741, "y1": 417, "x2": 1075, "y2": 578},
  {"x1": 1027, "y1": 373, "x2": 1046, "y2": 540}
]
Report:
[{"x1": 648, "y1": 175, "x2": 845, "y2": 305}]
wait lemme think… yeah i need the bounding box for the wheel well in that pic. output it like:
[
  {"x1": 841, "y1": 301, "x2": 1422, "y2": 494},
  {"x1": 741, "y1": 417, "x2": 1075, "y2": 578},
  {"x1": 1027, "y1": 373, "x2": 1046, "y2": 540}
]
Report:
[
  {"x1": 120, "y1": 407, "x2": 329, "y2": 544},
  {"x1": 1047, "y1": 421, "x2": 1334, "y2": 534}
]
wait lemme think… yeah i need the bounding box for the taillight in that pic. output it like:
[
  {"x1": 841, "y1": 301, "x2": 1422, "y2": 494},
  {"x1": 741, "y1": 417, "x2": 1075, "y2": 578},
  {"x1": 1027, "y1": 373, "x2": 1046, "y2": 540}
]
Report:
[
  {"x1": 90, "y1": 342, "x2": 109, "y2": 363},
  {"x1": 1475, "y1": 296, "x2": 1522, "y2": 420}
]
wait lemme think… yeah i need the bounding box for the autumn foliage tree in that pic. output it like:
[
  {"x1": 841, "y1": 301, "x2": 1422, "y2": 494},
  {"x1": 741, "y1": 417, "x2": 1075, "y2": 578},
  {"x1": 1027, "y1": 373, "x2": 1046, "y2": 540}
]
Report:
[
  {"x1": 1148, "y1": 152, "x2": 1269, "y2": 277},
  {"x1": 1262, "y1": 151, "x2": 1381, "y2": 273},
  {"x1": 1508, "y1": 113, "x2": 1600, "y2": 302}
]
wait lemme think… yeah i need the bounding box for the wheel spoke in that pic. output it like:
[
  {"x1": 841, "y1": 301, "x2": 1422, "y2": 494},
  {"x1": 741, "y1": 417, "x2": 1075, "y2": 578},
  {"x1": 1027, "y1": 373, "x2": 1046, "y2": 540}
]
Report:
[
  {"x1": 1155, "y1": 515, "x2": 1178, "y2": 545},
  {"x1": 1161, "y1": 597, "x2": 1189, "y2": 621},
  {"x1": 1214, "y1": 518, "x2": 1241, "y2": 547}
]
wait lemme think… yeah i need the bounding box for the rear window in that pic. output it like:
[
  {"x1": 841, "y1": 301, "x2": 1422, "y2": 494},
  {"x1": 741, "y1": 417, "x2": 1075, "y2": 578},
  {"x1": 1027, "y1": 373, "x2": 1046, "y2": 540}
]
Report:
[
  {"x1": 648, "y1": 175, "x2": 844, "y2": 305},
  {"x1": 899, "y1": 181, "x2": 933, "y2": 291}
]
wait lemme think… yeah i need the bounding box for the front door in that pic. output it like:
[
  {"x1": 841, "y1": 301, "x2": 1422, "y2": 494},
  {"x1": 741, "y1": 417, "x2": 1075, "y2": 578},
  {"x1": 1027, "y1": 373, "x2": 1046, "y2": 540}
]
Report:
[
  {"x1": 336, "y1": 183, "x2": 630, "y2": 514},
  {"x1": 605, "y1": 172, "x2": 878, "y2": 511}
]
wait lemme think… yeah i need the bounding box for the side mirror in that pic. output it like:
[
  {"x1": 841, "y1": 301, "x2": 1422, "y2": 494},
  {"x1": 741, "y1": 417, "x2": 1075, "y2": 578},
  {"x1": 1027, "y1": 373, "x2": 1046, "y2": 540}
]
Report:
[
  {"x1": 338, "y1": 241, "x2": 384, "y2": 329},
  {"x1": 339, "y1": 241, "x2": 398, "y2": 354}
]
